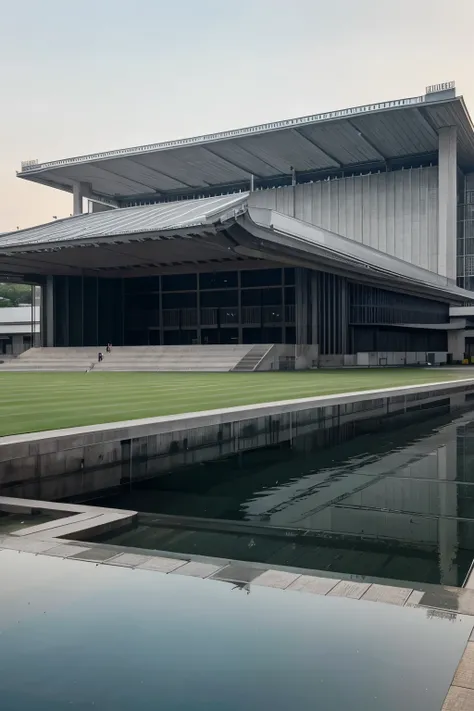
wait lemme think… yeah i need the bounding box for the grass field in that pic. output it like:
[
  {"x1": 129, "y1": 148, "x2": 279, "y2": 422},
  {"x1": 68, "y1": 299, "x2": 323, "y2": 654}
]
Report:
[{"x1": 0, "y1": 369, "x2": 472, "y2": 437}]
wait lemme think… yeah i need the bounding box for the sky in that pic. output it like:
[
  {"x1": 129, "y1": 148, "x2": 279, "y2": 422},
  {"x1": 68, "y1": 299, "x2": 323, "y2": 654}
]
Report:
[{"x1": 1, "y1": 0, "x2": 473, "y2": 232}]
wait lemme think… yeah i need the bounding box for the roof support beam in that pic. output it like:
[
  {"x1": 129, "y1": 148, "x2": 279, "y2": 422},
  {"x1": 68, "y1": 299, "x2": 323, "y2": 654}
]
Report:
[
  {"x1": 228, "y1": 143, "x2": 284, "y2": 174},
  {"x1": 201, "y1": 146, "x2": 264, "y2": 179},
  {"x1": 416, "y1": 106, "x2": 441, "y2": 137},
  {"x1": 125, "y1": 158, "x2": 196, "y2": 190},
  {"x1": 346, "y1": 120, "x2": 386, "y2": 161},
  {"x1": 89, "y1": 163, "x2": 163, "y2": 195},
  {"x1": 292, "y1": 128, "x2": 342, "y2": 167}
]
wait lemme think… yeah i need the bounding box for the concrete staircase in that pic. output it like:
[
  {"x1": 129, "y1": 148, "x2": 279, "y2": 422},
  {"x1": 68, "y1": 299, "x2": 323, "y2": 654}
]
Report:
[
  {"x1": 0, "y1": 345, "x2": 270, "y2": 373},
  {"x1": 0, "y1": 347, "x2": 98, "y2": 372},
  {"x1": 232, "y1": 344, "x2": 273, "y2": 372},
  {"x1": 95, "y1": 345, "x2": 255, "y2": 372}
]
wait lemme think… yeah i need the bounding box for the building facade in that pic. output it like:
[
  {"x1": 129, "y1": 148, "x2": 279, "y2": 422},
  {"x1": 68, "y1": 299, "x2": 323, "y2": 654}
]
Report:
[{"x1": 1, "y1": 82, "x2": 473, "y2": 362}]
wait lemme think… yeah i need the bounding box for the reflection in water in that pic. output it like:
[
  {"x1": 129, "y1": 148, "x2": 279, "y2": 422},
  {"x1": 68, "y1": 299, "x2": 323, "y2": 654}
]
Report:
[{"x1": 95, "y1": 407, "x2": 474, "y2": 587}]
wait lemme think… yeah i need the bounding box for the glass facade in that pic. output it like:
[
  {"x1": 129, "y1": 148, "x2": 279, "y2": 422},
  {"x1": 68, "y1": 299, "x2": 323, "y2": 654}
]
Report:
[
  {"x1": 46, "y1": 266, "x2": 449, "y2": 355},
  {"x1": 349, "y1": 284, "x2": 448, "y2": 326},
  {"x1": 50, "y1": 268, "x2": 296, "y2": 348},
  {"x1": 457, "y1": 179, "x2": 474, "y2": 291}
]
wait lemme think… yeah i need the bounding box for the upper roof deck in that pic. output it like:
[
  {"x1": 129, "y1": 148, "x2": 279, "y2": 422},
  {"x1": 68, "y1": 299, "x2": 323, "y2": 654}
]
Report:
[{"x1": 17, "y1": 83, "x2": 474, "y2": 205}]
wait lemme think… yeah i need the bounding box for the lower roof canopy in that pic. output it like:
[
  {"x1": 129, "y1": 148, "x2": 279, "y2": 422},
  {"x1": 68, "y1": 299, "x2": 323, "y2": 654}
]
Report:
[{"x1": 0, "y1": 193, "x2": 471, "y2": 304}]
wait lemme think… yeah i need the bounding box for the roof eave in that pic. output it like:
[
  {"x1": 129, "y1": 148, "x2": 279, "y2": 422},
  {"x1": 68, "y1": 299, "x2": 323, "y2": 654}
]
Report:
[{"x1": 239, "y1": 208, "x2": 474, "y2": 304}]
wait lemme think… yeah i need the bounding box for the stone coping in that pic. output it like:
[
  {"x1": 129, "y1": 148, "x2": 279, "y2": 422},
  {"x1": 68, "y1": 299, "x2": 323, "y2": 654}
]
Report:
[
  {"x1": 1, "y1": 377, "x2": 473, "y2": 451},
  {"x1": 1, "y1": 494, "x2": 474, "y2": 615},
  {"x1": 0, "y1": 496, "x2": 137, "y2": 540}
]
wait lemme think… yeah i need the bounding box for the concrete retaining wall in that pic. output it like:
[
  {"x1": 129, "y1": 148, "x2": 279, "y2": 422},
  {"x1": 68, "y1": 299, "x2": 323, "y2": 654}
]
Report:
[{"x1": 1, "y1": 380, "x2": 473, "y2": 502}]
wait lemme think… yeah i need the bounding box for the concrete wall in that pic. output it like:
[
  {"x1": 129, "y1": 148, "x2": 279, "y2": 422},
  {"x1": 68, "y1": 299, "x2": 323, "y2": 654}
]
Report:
[
  {"x1": 356, "y1": 352, "x2": 448, "y2": 367},
  {"x1": 0, "y1": 381, "x2": 473, "y2": 504},
  {"x1": 256, "y1": 345, "x2": 319, "y2": 371},
  {"x1": 250, "y1": 166, "x2": 439, "y2": 273}
]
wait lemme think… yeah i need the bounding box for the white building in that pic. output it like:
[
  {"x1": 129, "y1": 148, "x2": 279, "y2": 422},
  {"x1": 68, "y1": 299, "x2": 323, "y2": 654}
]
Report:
[{"x1": 0, "y1": 306, "x2": 40, "y2": 356}]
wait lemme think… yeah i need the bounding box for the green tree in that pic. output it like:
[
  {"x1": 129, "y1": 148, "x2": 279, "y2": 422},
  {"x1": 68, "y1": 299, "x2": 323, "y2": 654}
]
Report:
[{"x1": 0, "y1": 283, "x2": 32, "y2": 307}]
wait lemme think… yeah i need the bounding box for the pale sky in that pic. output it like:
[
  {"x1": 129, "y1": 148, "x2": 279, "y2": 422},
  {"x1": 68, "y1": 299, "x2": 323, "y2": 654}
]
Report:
[{"x1": 1, "y1": 0, "x2": 473, "y2": 232}]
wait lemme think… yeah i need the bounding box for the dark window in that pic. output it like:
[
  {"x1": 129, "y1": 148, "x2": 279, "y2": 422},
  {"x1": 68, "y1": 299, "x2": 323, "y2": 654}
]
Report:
[
  {"x1": 162, "y1": 273, "x2": 197, "y2": 291},
  {"x1": 243, "y1": 327, "x2": 262, "y2": 344},
  {"x1": 262, "y1": 327, "x2": 283, "y2": 343},
  {"x1": 241, "y1": 289, "x2": 262, "y2": 306},
  {"x1": 162, "y1": 292, "x2": 197, "y2": 308},
  {"x1": 199, "y1": 271, "x2": 238, "y2": 289},
  {"x1": 284, "y1": 268, "x2": 295, "y2": 285},
  {"x1": 241, "y1": 268, "x2": 282, "y2": 288},
  {"x1": 124, "y1": 276, "x2": 159, "y2": 293},
  {"x1": 126, "y1": 293, "x2": 157, "y2": 310},
  {"x1": 200, "y1": 290, "x2": 238, "y2": 308},
  {"x1": 261, "y1": 288, "x2": 283, "y2": 306},
  {"x1": 285, "y1": 286, "x2": 295, "y2": 305}
]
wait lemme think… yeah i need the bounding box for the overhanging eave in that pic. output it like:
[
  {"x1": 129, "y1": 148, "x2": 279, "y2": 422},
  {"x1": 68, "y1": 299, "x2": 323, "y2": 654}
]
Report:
[{"x1": 238, "y1": 208, "x2": 474, "y2": 304}]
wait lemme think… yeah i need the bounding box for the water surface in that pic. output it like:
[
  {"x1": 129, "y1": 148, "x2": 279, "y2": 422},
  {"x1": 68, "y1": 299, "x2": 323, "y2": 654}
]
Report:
[
  {"x1": 96, "y1": 408, "x2": 474, "y2": 586},
  {"x1": 0, "y1": 549, "x2": 471, "y2": 711}
]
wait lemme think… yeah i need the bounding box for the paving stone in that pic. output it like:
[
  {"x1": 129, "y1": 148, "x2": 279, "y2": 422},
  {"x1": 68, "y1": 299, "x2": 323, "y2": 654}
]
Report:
[
  {"x1": 361, "y1": 584, "x2": 412, "y2": 606},
  {"x1": 47, "y1": 544, "x2": 91, "y2": 558},
  {"x1": 71, "y1": 548, "x2": 119, "y2": 562},
  {"x1": 454, "y1": 643, "x2": 474, "y2": 691},
  {"x1": 252, "y1": 570, "x2": 301, "y2": 589},
  {"x1": 405, "y1": 589, "x2": 425, "y2": 607},
  {"x1": 211, "y1": 564, "x2": 263, "y2": 584},
  {"x1": 104, "y1": 553, "x2": 149, "y2": 568},
  {"x1": 421, "y1": 587, "x2": 474, "y2": 616},
  {"x1": 1, "y1": 538, "x2": 58, "y2": 554},
  {"x1": 173, "y1": 561, "x2": 223, "y2": 578},
  {"x1": 137, "y1": 556, "x2": 188, "y2": 573},
  {"x1": 287, "y1": 575, "x2": 340, "y2": 596},
  {"x1": 328, "y1": 580, "x2": 371, "y2": 600},
  {"x1": 442, "y1": 685, "x2": 474, "y2": 710}
]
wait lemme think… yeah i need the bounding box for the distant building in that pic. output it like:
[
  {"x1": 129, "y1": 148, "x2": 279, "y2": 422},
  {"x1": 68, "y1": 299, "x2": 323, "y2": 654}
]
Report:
[{"x1": 0, "y1": 306, "x2": 39, "y2": 355}]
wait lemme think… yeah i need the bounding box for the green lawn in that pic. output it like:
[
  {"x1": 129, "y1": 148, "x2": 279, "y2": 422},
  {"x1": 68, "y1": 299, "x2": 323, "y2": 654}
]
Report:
[{"x1": 0, "y1": 369, "x2": 472, "y2": 437}]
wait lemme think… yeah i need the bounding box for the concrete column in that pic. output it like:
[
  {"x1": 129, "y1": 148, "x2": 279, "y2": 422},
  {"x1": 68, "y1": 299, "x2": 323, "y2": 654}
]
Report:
[
  {"x1": 73, "y1": 182, "x2": 89, "y2": 216},
  {"x1": 45, "y1": 276, "x2": 54, "y2": 347},
  {"x1": 309, "y1": 271, "x2": 319, "y2": 346},
  {"x1": 438, "y1": 126, "x2": 457, "y2": 279},
  {"x1": 448, "y1": 330, "x2": 465, "y2": 362},
  {"x1": 295, "y1": 268, "x2": 308, "y2": 349},
  {"x1": 11, "y1": 334, "x2": 24, "y2": 355}
]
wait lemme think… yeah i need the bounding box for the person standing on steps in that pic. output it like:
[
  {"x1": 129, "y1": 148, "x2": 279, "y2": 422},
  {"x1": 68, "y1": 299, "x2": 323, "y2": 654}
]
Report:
[
  {"x1": 98, "y1": 351, "x2": 103, "y2": 363},
  {"x1": 106, "y1": 342, "x2": 112, "y2": 354}
]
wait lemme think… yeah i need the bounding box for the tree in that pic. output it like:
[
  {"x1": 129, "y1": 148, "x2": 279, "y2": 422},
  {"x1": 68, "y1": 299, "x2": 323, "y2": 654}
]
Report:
[{"x1": 0, "y1": 283, "x2": 32, "y2": 307}]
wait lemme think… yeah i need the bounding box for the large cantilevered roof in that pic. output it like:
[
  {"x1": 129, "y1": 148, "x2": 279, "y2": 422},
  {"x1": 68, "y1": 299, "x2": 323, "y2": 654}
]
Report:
[
  {"x1": 0, "y1": 192, "x2": 472, "y2": 305},
  {"x1": 17, "y1": 83, "x2": 474, "y2": 204}
]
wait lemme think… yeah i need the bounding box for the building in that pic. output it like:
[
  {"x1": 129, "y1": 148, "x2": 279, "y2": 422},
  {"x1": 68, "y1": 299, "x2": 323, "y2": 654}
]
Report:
[
  {"x1": 0, "y1": 306, "x2": 40, "y2": 355},
  {"x1": 1, "y1": 81, "x2": 474, "y2": 364}
]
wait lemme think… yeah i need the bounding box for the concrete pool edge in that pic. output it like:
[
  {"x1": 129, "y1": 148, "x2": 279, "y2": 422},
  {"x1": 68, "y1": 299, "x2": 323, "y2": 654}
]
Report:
[{"x1": 1, "y1": 494, "x2": 474, "y2": 614}]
